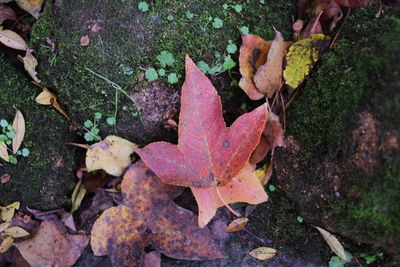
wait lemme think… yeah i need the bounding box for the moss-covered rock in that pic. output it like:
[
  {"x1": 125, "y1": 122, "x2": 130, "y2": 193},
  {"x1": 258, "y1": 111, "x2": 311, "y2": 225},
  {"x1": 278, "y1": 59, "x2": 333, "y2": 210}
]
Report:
[
  {"x1": 0, "y1": 52, "x2": 76, "y2": 210},
  {"x1": 274, "y1": 6, "x2": 400, "y2": 261}
]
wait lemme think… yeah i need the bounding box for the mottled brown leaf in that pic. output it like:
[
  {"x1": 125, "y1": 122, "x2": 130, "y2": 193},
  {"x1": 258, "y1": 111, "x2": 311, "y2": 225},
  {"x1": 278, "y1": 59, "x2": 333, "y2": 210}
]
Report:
[
  {"x1": 0, "y1": 4, "x2": 16, "y2": 24},
  {"x1": 12, "y1": 109, "x2": 25, "y2": 154},
  {"x1": 15, "y1": 0, "x2": 44, "y2": 18}
]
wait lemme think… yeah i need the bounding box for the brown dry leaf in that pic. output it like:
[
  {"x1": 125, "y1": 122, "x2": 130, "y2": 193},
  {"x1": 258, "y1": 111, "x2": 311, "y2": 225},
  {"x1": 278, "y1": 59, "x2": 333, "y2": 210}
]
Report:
[
  {"x1": 70, "y1": 180, "x2": 86, "y2": 213},
  {"x1": 0, "y1": 29, "x2": 28, "y2": 51},
  {"x1": 15, "y1": 219, "x2": 89, "y2": 267},
  {"x1": 226, "y1": 217, "x2": 249, "y2": 232},
  {"x1": 18, "y1": 49, "x2": 41, "y2": 83},
  {"x1": 86, "y1": 135, "x2": 137, "y2": 176},
  {"x1": 0, "y1": 4, "x2": 16, "y2": 24},
  {"x1": 238, "y1": 34, "x2": 271, "y2": 100},
  {"x1": 80, "y1": 35, "x2": 90, "y2": 46},
  {"x1": 0, "y1": 173, "x2": 11, "y2": 184},
  {"x1": 314, "y1": 226, "x2": 351, "y2": 261},
  {"x1": 5, "y1": 226, "x2": 30, "y2": 238},
  {"x1": 12, "y1": 109, "x2": 25, "y2": 154},
  {"x1": 254, "y1": 30, "x2": 289, "y2": 98},
  {"x1": 0, "y1": 202, "x2": 20, "y2": 222},
  {"x1": 0, "y1": 141, "x2": 9, "y2": 162},
  {"x1": 249, "y1": 247, "x2": 277, "y2": 260},
  {"x1": 34, "y1": 86, "x2": 70, "y2": 120},
  {"x1": 0, "y1": 236, "x2": 14, "y2": 253},
  {"x1": 15, "y1": 0, "x2": 44, "y2": 18}
]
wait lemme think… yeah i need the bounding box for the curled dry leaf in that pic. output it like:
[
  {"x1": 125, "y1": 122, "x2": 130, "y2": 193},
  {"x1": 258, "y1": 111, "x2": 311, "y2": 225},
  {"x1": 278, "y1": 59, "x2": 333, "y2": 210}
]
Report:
[
  {"x1": 253, "y1": 30, "x2": 289, "y2": 98},
  {"x1": 14, "y1": 219, "x2": 89, "y2": 267},
  {"x1": 18, "y1": 49, "x2": 41, "y2": 83},
  {"x1": 238, "y1": 34, "x2": 271, "y2": 100},
  {"x1": 34, "y1": 85, "x2": 70, "y2": 120},
  {"x1": 0, "y1": 236, "x2": 13, "y2": 253},
  {"x1": 0, "y1": 4, "x2": 17, "y2": 24},
  {"x1": 91, "y1": 160, "x2": 223, "y2": 266},
  {"x1": 0, "y1": 173, "x2": 11, "y2": 184},
  {"x1": 283, "y1": 34, "x2": 328, "y2": 89},
  {"x1": 0, "y1": 141, "x2": 8, "y2": 162},
  {"x1": 86, "y1": 135, "x2": 137, "y2": 176},
  {"x1": 0, "y1": 202, "x2": 20, "y2": 222},
  {"x1": 70, "y1": 180, "x2": 86, "y2": 213},
  {"x1": 12, "y1": 109, "x2": 25, "y2": 154},
  {"x1": 15, "y1": 0, "x2": 44, "y2": 18},
  {"x1": 314, "y1": 226, "x2": 352, "y2": 262},
  {"x1": 249, "y1": 247, "x2": 277, "y2": 260},
  {"x1": 226, "y1": 217, "x2": 249, "y2": 232},
  {"x1": 0, "y1": 29, "x2": 28, "y2": 51}
]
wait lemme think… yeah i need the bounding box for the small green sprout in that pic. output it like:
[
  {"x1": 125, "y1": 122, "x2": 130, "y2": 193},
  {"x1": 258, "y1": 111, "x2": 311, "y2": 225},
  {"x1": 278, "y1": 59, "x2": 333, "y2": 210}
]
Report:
[
  {"x1": 84, "y1": 120, "x2": 94, "y2": 128},
  {"x1": 197, "y1": 61, "x2": 210, "y2": 74},
  {"x1": 106, "y1": 117, "x2": 116, "y2": 126},
  {"x1": 167, "y1": 15, "x2": 174, "y2": 21},
  {"x1": 360, "y1": 253, "x2": 384, "y2": 264},
  {"x1": 223, "y1": 3, "x2": 229, "y2": 9},
  {"x1": 120, "y1": 64, "x2": 134, "y2": 76},
  {"x1": 240, "y1": 26, "x2": 249, "y2": 35},
  {"x1": 214, "y1": 51, "x2": 221, "y2": 58},
  {"x1": 9, "y1": 155, "x2": 17, "y2": 164},
  {"x1": 157, "y1": 51, "x2": 175, "y2": 68},
  {"x1": 268, "y1": 185, "x2": 276, "y2": 192},
  {"x1": 329, "y1": 256, "x2": 346, "y2": 267},
  {"x1": 94, "y1": 112, "x2": 102, "y2": 120},
  {"x1": 84, "y1": 132, "x2": 94, "y2": 142},
  {"x1": 167, "y1": 73, "x2": 179, "y2": 84},
  {"x1": 296, "y1": 216, "x2": 304, "y2": 223},
  {"x1": 158, "y1": 69, "x2": 166, "y2": 76},
  {"x1": 233, "y1": 4, "x2": 243, "y2": 13},
  {"x1": 223, "y1": 55, "x2": 236, "y2": 70},
  {"x1": 226, "y1": 42, "x2": 238, "y2": 54},
  {"x1": 185, "y1": 11, "x2": 194, "y2": 19},
  {"x1": 21, "y1": 148, "x2": 30, "y2": 157},
  {"x1": 145, "y1": 68, "x2": 158, "y2": 81},
  {"x1": 0, "y1": 119, "x2": 8, "y2": 128},
  {"x1": 138, "y1": 2, "x2": 149, "y2": 12},
  {"x1": 212, "y1": 18, "x2": 223, "y2": 29}
]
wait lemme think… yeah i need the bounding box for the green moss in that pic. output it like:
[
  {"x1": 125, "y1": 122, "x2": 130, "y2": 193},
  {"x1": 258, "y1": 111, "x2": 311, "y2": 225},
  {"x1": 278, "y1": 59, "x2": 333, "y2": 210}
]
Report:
[{"x1": 287, "y1": 8, "x2": 400, "y2": 162}]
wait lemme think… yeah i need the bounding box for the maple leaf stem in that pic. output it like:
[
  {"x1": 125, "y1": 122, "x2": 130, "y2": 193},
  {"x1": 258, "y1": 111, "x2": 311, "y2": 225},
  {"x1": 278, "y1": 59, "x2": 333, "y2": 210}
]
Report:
[
  {"x1": 215, "y1": 186, "x2": 241, "y2": 218},
  {"x1": 329, "y1": 7, "x2": 351, "y2": 50},
  {"x1": 270, "y1": 80, "x2": 285, "y2": 109}
]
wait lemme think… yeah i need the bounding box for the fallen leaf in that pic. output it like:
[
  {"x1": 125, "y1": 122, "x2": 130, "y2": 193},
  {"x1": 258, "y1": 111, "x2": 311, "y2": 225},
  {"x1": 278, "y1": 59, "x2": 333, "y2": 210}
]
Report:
[
  {"x1": 15, "y1": 219, "x2": 89, "y2": 267},
  {"x1": 226, "y1": 217, "x2": 249, "y2": 232},
  {"x1": 314, "y1": 226, "x2": 352, "y2": 262},
  {"x1": 334, "y1": 0, "x2": 371, "y2": 7},
  {"x1": 136, "y1": 55, "x2": 267, "y2": 188},
  {"x1": 283, "y1": 34, "x2": 328, "y2": 88},
  {"x1": 191, "y1": 163, "x2": 268, "y2": 227},
  {"x1": 0, "y1": 236, "x2": 13, "y2": 253},
  {"x1": 18, "y1": 49, "x2": 41, "y2": 83},
  {"x1": 0, "y1": 173, "x2": 11, "y2": 184},
  {"x1": 0, "y1": 29, "x2": 28, "y2": 51},
  {"x1": 143, "y1": 251, "x2": 161, "y2": 267},
  {"x1": 70, "y1": 180, "x2": 86, "y2": 213},
  {"x1": 80, "y1": 35, "x2": 90, "y2": 46},
  {"x1": 86, "y1": 135, "x2": 137, "y2": 176},
  {"x1": 0, "y1": 141, "x2": 9, "y2": 162},
  {"x1": 0, "y1": 202, "x2": 20, "y2": 222},
  {"x1": 253, "y1": 30, "x2": 289, "y2": 98},
  {"x1": 5, "y1": 226, "x2": 30, "y2": 238},
  {"x1": 91, "y1": 160, "x2": 224, "y2": 266},
  {"x1": 0, "y1": 4, "x2": 16, "y2": 24},
  {"x1": 264, "y1": 112, "x2": 284, "y2": 155},
  {"x1": 249, "y1": 247, "x2": 277, "y2": 260},
  {"x1": 34, "y1": 85, "x2": 70, "y2": 120},
  {"x1": 238, "y1": 34, "x2": 271, "y2": 100},
  {"x1": 12, "y1": 109, "x2": 25, "y2": 154},
  {"x1": 0, "y1": 222, "x2": 10, "y2": 232},
  {"x1": 14, "y1": 0, "x2": 44, "y2": 18}
]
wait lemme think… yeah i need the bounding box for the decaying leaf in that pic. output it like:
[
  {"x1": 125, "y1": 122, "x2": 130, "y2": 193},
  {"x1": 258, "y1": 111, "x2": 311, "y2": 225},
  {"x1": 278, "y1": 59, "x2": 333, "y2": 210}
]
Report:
[
  {"x1": 0, "y1": 222, "x2": 10, "y2": 232},
  {"x1": 226, "y1": 217, "x2": 249, "y2": 232},
  {"x1": 0, "y1": 4, "x2": 16, "y2": 24},
  {"x1": 143, "y1": 251, "x2": 161, "y2": 267},
  {"x1": 86, "y1": 135, "x2": 137, "y2": 176},
  {"x1": 0, "y1": 173, "x2": 11, "y2": 184},
  {"x1": 191, "y1": 163, "x2": 268, "y2": 227},
  {"x1": 5, "y1": 226, "x2": 30, "y2": 238},
  {"x1": 80, "y1": 35, "x2": 90, "y2": 46},
  {"x1": 0, "y1": 236, "x2": 13, "y2": 253},
  {"x1": 0, "y1": 29, "x2": 28, "y2": 51},
  {"x1": 253, "y1": 30, "x2": 289, "y2": 98},
  {"x1": 249, "y1": 247, "x2": 277, "y2": 260},
  {"x1": 18, "y1": 49, "x2": 41, "y2": 83},
  {"x1": 15, "y1": 0, "x2": 44, "y2": 18},
  {"x1": 12, "y1": 109, "x2": 25, "y2": 154},
  {"x1": 0, "y1": 202, "x2": 20, "y2": 222},
  {"x1": 136, "y1": 55, "x2": 267, "y2": 189},
  {"x1": 314, "y1": 226, "x2": 352, "y2": 262},
  {"x1": 34, "y1": 85, "x2": 70, "y2": 120},
  {"x1": 91, "y1": 160, "x2": 224, "y2": 266},
  {"x1": 0, "y1": 141, "x2": 9, "y2": 162},
  {"x1": 14, "y1": 219, "x2": 89, "y2": 267},
  {"x1": 70, "y1": 180, "x2": 86, "y2": 213},
  {"x1": 238, "y1": 34, "x2": 271, "y2": 100},
  {"x1": 334, "y1": 0, "x2": 371, "y2": 7},
  {"x1": 283, "y1": 34, "x2": 328, "y2": 88}
]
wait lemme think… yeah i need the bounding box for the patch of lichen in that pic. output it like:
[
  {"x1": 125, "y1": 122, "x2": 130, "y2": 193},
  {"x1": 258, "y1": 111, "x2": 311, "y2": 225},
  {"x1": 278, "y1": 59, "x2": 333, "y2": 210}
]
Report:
[
  {"x1": 0, "y1": 52, "x2": 76, "y2": 210},
  {"x1": 287, "y1": 7, "x2": 400, "y2": 162}
]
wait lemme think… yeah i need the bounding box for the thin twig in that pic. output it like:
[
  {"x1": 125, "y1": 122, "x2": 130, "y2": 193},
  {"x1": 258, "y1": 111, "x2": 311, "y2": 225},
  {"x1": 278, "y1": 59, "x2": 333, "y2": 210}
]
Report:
[{"x1": 329, "y1": 7, "x2": 351, "y2": 50}]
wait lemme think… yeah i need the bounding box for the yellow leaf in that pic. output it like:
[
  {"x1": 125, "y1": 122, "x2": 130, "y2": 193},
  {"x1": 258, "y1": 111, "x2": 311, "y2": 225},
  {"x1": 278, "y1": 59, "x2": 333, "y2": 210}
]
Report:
[
  {"x1": 0, "y1": 29, "x2": 28, "y2": 51},
  {"x1": 0, "y1": 202, "x2": 20, "y2": 222},
  {"x1": 86, "y1": 136, "x2": 137, "y2": 176},
  {"x1": 12, "y1": 109, "x2": 25, "y2": 154},
  {"x1": 71, "y1": 180, "x2": 86, "y2": 213},
  {"x1": 249, "y1": 247, "x2": 277, "y2": 260},
  {"x1": 15, "y1": 0, "x2": 44, "y2": 18},
  {"x1": 226, "y1": 217, "x2": 249, "y2": 232},
  {"x1": 0, "y1": 222, "x2": 10, "y2": 232},
  {"x1": 283, "y1": 34, "x2": 328, "y2": 88},
  {"x1": 0, "y1": 235, "x2": 14, "y2": 253},
  {"x1": 5, "y1": 226, "x2": 30, "y2": 238},
  {"x1": 35, "y1": 86, "x2": 70, "y2": 120},
  {"x1": 0, "y1": 141, "x2": 9, "y2": 162},
  {"x1": 314, "y1": 226, "x2": 351, "y2": 262},
  {"x1": 18, "y1": 49, "x2": 41, "y2": 83}
]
